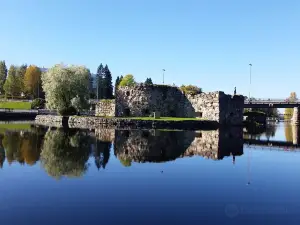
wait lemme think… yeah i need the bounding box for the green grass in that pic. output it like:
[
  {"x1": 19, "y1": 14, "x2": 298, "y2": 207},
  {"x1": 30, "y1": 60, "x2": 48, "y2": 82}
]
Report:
[{"x1": 0, "y1": 101, "x2": 31, "y2": 109}]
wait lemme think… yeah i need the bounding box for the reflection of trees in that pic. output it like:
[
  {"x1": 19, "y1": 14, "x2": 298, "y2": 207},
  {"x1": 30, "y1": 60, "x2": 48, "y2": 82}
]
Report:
[
  {"x1": 1, "y1": 131, "x2": 43, "y2": 165},
  {"x1": 265, "y1": 125, "x2": 277, "y2": 140},
  {"x1": 2, "y1": 132, "x2": 23, "y2": 164},
  {"x1": 285, "y1": 123, "x2": 293, "y2": 142},
  {"x1": 0, "y1": 147, "x2": 5, "y2": 168},
  {"x1": 93, "y1": 140, "x2": 111, "y2": 170},
  {"x1": 20, "y1": 132, "x2": 43, "y2": 165},
  {"x1": 40, "y1": 129, "x2": 91, "y2": 179}
]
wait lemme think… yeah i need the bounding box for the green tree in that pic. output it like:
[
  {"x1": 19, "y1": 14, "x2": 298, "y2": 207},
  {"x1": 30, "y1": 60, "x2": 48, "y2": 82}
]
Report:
[
  {"x1": 41, "y1": 64, "x2": 90, "y2": 115},
  {"x1": 285, "y1": 92, "x2": 298, "y2": 120},
  {"x1": 0, "y1": 60, "x2": 8, "y2": 94},
  {"x1": 96, "y1": 63, "x2": 104, "y2": 99},
  {"x1": 3, "y1": 65, "x2": 22, "y2": 98},
  {"x1": 16, "y1": 64, "x2": 27, "y2": 95},
  {"x1": 115, "y1": 76, "x2": 120, "y2": 95},
  {"x1": 144, "y1": 78, "x2": 153, "y2": 85},
  {"x1": 103, "y1": 65, "x2": 113, "y2": 99},
  {"x1": 180, "y1": 85, "x2": 202, "y2": 95},
  {"x1": 119, "y1": 74, "x2": 136, "y2": 87}
]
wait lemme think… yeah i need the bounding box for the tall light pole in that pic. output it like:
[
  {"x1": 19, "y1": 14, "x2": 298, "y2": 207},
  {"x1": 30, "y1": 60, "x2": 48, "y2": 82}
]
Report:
[
  {"x1": 249, "y1": 64, "x2": 252, "y2": 101},
  {"x1": 162, "y1": 69, "x2": 165, "y2": 84},
  {"x1": 96, "y1": 75, "x2": 99, "y2": 100}
]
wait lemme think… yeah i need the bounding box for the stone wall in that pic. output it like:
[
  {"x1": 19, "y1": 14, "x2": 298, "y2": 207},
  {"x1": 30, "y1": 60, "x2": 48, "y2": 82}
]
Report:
[
  {"x1": 116, "y1": 84, "x2": 244, "y2": 125},
  {"x1": 68, "y1": 116, "x2": 218, "y2": 130},
  {"x1": 35, "y1": 115, "x2": 68, "y2": 128},
  {"x1": 116, "y1": 84, "x2": 186, "y2": 117},
  {"x1": 95, "y1": 100, "x2": 115, "y2": 117}
]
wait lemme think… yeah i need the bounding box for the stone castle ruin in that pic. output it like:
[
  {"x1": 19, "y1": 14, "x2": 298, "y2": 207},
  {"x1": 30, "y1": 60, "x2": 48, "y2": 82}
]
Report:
[{"x1": 96, "y1": 84, "x2": 244, "y2": 125}]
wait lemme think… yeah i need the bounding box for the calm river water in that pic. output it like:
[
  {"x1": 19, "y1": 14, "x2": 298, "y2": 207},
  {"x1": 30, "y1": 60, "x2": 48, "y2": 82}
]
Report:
[{"x1": 0, "y1": 122, "x2": 300, "y2": 224}]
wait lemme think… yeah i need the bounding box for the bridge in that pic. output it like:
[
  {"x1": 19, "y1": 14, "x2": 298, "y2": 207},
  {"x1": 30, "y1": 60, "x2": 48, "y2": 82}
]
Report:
[
  {"x1": 244, "y1": 99, "x2": 300, "y2": 108},
  {"x1": 243, "y1": 98, "x2": 300, "y2": 124}
]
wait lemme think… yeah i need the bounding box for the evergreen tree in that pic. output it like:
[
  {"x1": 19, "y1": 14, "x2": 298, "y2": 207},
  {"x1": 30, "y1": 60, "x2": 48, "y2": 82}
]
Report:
[
  {"x1": 145, "y1": 78, "x2": 153, "y2": 85},
  {"x1": 3, "y1": 65, "x2": 22, "y2": 98},
  {"x1": 115, "y1": 76, "x2": 120, "y2": 95},
  {"x1": 0, "y1": 60, "x2": 7, "y2": 94},
  {"x1": 103, "y1": 64, "x2": 113, "y2": 99},
  {"x1": 96, "y1": 63, "x2": 104, "y2": 99}
]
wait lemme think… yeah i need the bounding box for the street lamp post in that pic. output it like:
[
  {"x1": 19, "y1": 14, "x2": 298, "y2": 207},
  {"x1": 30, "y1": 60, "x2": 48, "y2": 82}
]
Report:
[
  {"x1": 162, "y1": 69, "x2": 165, "y2": 84},
  {"x1": 249, "y1": 64, "x2": 252, "y2": 101},
  {"x1": 97, "y1": 75, "x2": 99, "y2": 100}
]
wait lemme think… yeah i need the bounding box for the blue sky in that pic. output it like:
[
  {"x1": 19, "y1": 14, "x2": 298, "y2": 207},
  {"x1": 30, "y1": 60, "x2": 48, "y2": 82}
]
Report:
[{"x1": 0, "y1": 0, "x2": 299, "y2": 98}]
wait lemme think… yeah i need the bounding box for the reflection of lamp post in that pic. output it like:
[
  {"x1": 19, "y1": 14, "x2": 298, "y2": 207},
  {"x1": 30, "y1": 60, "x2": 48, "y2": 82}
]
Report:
[{"x1": 162, "y1": 69, "x2": 165, "y2": 84}]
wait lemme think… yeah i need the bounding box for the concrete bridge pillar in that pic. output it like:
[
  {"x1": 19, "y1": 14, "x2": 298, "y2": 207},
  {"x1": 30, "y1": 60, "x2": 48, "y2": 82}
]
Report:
[{"x1": 291, "y1": 107, "x2": 300, "y2": 125}]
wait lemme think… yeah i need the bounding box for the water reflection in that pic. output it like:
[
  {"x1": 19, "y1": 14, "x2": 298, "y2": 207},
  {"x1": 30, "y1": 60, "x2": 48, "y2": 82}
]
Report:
[
  {"x1": 0, "y1": 128, "x2": 44, "y2": 166},
  {"x1": 40, "y1": 129, "x2": 91, "y2": 179},
  {"x1": 1, "y1": 124, "x2": 300, "y2": 178},
  {"x1": 113, "y1": 128, "x2": 243, "y2": 164}
]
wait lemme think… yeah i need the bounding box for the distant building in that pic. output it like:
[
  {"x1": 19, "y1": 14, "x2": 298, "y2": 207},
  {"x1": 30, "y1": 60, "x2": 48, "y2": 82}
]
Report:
[{"x1": 39, "y1": 67, "x2": 48, "y2": 73}]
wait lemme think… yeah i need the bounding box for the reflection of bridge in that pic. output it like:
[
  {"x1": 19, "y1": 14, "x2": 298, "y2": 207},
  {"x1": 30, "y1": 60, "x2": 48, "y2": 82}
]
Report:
[{"x1": 243, "y1": 139, "x2": 300, "y2": 150}]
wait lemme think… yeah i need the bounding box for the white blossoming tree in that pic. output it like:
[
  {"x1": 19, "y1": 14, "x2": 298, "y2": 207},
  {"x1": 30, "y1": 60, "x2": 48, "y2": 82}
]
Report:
[{"x1": 42, "y1": 64, "x2": 90, "y2": 115}]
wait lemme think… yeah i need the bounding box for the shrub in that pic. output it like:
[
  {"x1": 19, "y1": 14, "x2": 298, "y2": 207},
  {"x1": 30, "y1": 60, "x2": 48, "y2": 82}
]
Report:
[
  {"x1": 180, "y1": 85, "x2": 202, "y2": 95},
  {"x1": 31, "y1": 98, "x2": 45, "y2": 109},
  {"x1": 119, "y1": 74, "x2": 136, "y2": 87}
]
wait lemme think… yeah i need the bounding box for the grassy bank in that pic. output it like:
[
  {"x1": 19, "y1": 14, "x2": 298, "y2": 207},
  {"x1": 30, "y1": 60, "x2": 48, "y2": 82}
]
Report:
[
  {"x1": 0, "y1": 101, "x2": 31, "y2": 110},
  {"x1": 0, "y1": 123, "x2": 31, "y2": 134}
]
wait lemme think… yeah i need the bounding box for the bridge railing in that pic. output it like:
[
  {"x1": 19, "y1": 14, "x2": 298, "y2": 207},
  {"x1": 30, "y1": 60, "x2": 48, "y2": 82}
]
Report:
[{"x1": 244, "y1": 99, "x2": 300, "y2": 104}]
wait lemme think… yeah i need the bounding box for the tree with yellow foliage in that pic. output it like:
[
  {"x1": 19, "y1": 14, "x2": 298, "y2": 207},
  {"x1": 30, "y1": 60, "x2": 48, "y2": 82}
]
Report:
[{"x1": 24, "y1": 65, "x2": 42, "y2": 98}]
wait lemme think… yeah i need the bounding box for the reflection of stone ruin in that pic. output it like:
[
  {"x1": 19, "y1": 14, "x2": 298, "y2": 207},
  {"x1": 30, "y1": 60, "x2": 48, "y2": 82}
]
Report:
[
  {"x1": 95, "y1": 128, "x2": 244, "y2": 163},
  {"x1": 114, "y1": 130, "x2": 194, "y2": 163},
  {"x1": 184, "y1": 128, "x2": 243, "y2": 160}
]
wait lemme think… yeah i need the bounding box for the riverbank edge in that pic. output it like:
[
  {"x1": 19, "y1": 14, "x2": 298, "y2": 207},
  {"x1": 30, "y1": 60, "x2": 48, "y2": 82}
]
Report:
[{"x1": 35, "y1": 115, "x2": 220, "y2": 130}]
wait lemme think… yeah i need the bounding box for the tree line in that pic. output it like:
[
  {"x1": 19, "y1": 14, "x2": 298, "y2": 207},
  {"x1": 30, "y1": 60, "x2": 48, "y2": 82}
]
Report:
[{"x1": 0, "y1": 61, "x2": 43, "y2": 99}]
